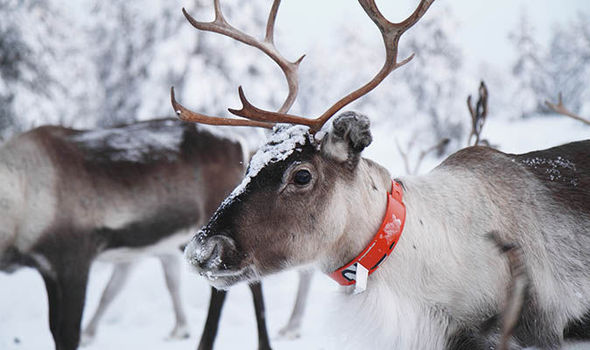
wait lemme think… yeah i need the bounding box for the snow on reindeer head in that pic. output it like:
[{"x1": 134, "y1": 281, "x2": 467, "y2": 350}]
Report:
[{"x1": 170, "y1": 0, "x2": 435, "y2": 288}]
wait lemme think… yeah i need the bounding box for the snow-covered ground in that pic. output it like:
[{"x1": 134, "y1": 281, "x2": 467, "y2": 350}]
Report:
[{"x1": 0, "y1": 115, "x2": 589, "y2": 350}]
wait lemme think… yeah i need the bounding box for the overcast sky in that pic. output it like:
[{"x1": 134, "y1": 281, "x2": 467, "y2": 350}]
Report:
[{"x1": 277, "y1": 0, "x2": 590, "y2": 68}]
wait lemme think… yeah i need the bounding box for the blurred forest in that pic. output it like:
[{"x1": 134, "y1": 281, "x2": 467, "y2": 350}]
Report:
[
  {"x1": 1, "y1": 1, "x2": 590, "y2": 349},
  {"x1": 0, "y1": 0, "x2": 589, "y2": 158}
]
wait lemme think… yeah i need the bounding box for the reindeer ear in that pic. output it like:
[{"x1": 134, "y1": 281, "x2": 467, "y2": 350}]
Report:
[{"x1": 321, "y1": 112, "x2": 372, "y2": 166}]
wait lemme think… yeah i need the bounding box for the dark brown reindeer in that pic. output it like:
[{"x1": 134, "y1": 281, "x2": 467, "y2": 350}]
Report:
[
  {"x1": 175, "y1": 0, "x2": 590, "y2": 349},
  {"x1": 0, "y1": 118, "x2": 272, "y2": 350}
]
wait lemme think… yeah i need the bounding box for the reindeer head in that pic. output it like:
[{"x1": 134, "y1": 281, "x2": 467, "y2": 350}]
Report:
[{"x1": 174, "y1": 0, "x2": 434, "y2": 288}]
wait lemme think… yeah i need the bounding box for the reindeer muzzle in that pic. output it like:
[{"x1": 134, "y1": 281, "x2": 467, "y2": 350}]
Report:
[{"x1": 184, "y1": 231, "x2": 243, "y2": 276}]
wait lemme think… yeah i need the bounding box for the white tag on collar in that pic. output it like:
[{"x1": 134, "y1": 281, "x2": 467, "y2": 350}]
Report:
[{"x1": 353, "y1": 263, "x2": 369, "y2": 294}]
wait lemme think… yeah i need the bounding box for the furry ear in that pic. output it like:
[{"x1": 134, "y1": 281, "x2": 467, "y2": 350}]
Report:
[{"x1": 321, "y1": 111, "x2": 372, "y2": 167}]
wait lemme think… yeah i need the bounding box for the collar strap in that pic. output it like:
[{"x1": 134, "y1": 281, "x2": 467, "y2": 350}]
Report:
[{"x1": 329, "y1": 180, "x2": 406, "y2": 286}]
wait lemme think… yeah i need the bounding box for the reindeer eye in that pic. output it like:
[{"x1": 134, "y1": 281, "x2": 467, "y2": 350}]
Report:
[{"x1": 293, "y1": 169, "x2": 312, "y2": 186}]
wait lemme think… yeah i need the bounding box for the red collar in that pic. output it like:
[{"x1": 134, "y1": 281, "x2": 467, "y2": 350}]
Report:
[{"x1": 329, "y1": 180, "x2": 406, "y2": 286}]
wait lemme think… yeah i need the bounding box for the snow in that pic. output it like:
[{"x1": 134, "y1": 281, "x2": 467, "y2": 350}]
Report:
[
  {"x1": 519, "y1": 156, "x2": 578, "y2": 184},
  {"x1": 219, "y1": 124, "x2": 312, "y2": 208},
  {"x1": 70, "y1": 120, "x2": 184, "y2": 163},
  {"x1": 0, "y1": 260, "x2": 338, "y2": 350}
]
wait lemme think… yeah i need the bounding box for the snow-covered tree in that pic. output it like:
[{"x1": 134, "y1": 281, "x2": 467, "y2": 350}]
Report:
[
  {"x1": 545, "y1": 13, "x2": 590, "y2": 116},
  {"x1": 1, "y1": 0, "x2": 100, "y2": 133},
  {"x1": 0, "y1": 0, "x2": 283, "y2": 140},
  {"x1": 397, "y1": 7, "x2": 467, "y2": 151},
  {"x1": 509, "y1": 11, "x2": 590, "y2": 118},
  {"x1": 509, "y1": 13, "x2": 548, "y2": 118},
  {"x1": 89, "y1": 1, "x2": 157, "y2": 126}
]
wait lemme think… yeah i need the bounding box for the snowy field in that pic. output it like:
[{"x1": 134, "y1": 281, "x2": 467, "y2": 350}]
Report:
[{"x1": 1, "y1": 115, "x2": 589, "y2": 350}]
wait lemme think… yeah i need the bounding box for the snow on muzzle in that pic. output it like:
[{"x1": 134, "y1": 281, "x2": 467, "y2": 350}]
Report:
[{"x1": 184, "y1": 229, "x2": 250, "y2": 286}]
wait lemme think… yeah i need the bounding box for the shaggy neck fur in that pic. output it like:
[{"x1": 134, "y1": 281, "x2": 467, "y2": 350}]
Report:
[
  {"x1": 320, "y1": 158, "x2": 392, "y2": 274},
  {"x1": 319, "y1": 160, "x2": 514, "y2": 349}
]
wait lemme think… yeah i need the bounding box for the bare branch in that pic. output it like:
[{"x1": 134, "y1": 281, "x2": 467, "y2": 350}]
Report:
[
  {"x1": 396, "y1": 136, "x2": 449, "y2": 175},
  {"x1": 413, "y1": 138, "x2": 449, "y2": 174},
  {"x1": 395, "y1": 138, "x2": 412, "y2": 175},
  {"x1": 545, "y1": 93, "x2": 590, "y2": 126}
]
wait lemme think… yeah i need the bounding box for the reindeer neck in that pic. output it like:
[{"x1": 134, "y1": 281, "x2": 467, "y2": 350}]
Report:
[{"x1": 320, "y1": 158, "x2": 393, "y2": 275}]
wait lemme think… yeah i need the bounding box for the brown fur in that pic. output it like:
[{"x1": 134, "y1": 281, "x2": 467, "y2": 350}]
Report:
[{"x1": 2, "y1": 119, "x2": 246, "y2": 350}]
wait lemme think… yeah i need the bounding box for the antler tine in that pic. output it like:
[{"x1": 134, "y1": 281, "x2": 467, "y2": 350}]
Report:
[
  {"x1": 265, "y1": 0, "x2": 279, "y2": 45},
  {"x1": 228, "y1": 86, "x2": 315, "y2": 126},
  {"x1": 230, "y1": 0, "x2": 435, "y2": 133},
  {"x1": 171, "y1": 87, "x2": 273, "y2": 129},
  {"x1": 176, "y1": 0, "x2": 433, "y2": 133},
  {"x1": 311, "y1": 0, "x2": 435, "y2": 132},
  {"x1": 545, "y1": 93, "x2": 590, "y2": 126},
  {"x1": 181, "y1": 0, "x2": 304, "y2": 114}
]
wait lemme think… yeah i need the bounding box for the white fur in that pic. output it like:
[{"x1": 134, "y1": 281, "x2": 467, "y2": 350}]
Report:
[
  {"x1": 316, "y1": 159, "x2": 590, "y2": 348},
  {"x1": 0, "y1": 134, "x2": 57, "y2": 254},
  {"x1": 330, "y1": 282, "x2": 448, "y2": 349},
  {"x1": 321, "y1": 134, "x2": 349, "y2": 163}
]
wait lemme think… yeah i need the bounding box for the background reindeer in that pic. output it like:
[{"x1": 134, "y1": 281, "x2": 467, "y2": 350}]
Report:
[
  {"x1": 81, "y1": 248, "x2": 190, "y2": 344},
  {"x1": 0, "y1": 118, "x2": 273, "y2": 350},
  {"x1": 176, "y1": 0, "x2": 590, "y2": 349}
]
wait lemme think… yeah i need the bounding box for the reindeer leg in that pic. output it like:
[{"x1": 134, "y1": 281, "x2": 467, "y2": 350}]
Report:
[
  {"x1": 58, "y1": 264, "x2": 91, "y2": 350},
  {"x1": 278, "y1": 269, "x2": 313, "y2": 339},
  {"x1": 159, "y1": 254, "x2": 190, "y2": 340},
  {"x1": 41, "y1": 259, "x2": 90, "y2": 350},
  {"x1": 41, "y1": 271, "x2": 64, "y2": 350},
  {"x1": 197, "y1": 287, "x2": 227, "y2": 350},
  {"x1": 81, "y1": 262, "x2": 133, "y2": 346},
  {"x1": 250, "y1": 281, "x2": 272, "y2": 350}
]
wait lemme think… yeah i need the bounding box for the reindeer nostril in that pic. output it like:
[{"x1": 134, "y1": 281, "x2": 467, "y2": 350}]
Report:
[{"x1": 185, "y1": 233, "x2": 241, "y2": 273}]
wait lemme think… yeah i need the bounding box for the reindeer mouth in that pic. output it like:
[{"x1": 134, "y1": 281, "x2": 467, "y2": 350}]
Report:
[
  {"x1": 196, "y1": 264, "x2": 259, "y2": 290},
  {"x1": 184, "y1": 233, "x2": 258, "y2": 289}
]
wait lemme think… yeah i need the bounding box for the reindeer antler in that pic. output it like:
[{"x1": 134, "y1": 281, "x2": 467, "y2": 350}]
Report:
[
  {"x1": 173, "y1": 0, "x2": 435, "y2": 133},
  {"x1": 230, "y1": 0, "x2": 435, "y2": 133},
  {"x1": 313, "y1": 0, "x2": 434, "y2": 131},
  {"x1": 171, "y1": 0, "x2": 304, "y2": 127},
  {"x1": 545, "y1": 93, "x2": 590, "y2": 126},
  {"x1": 467, "y1": 81, "x2": 489, "y2": 146}
]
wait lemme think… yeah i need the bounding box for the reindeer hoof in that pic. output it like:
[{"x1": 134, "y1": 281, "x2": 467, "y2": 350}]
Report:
[
  {"x1": 277, "y1": 326, "x2": 301, "y2": 340},
  {"x1": 166, "y1": 324, "x2": 191, "y2": 340},
  {"x1": 79, "y1": 331, "x2": 96, "y2": 347}
]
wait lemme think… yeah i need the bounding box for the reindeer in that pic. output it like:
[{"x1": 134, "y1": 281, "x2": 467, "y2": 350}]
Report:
[
  {"x1": 81, "y1": 246, "x2": 191, "y2": 345},
  {"x1": 0, "y1": 118, "x2": 273, "y2": 350},
  {"x1": 175, "y1": 0, "x2": 590, "y2": 349}
]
